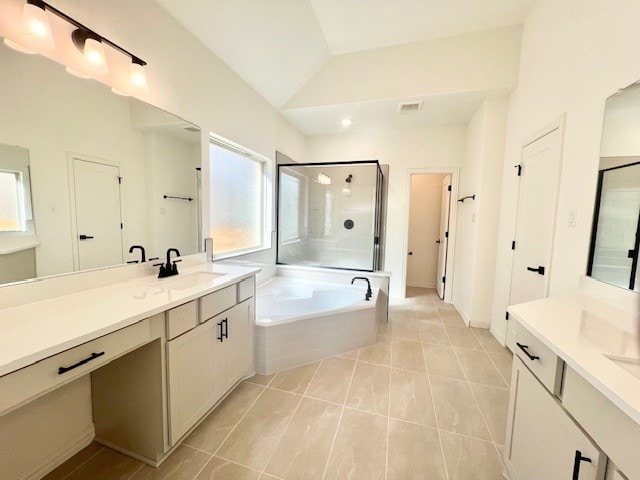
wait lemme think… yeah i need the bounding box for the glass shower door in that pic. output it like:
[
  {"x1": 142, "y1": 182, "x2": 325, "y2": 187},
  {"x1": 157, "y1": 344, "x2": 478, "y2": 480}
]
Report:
[{"x1": 277, "y1": 161, "x2": 383, "y2": 271}]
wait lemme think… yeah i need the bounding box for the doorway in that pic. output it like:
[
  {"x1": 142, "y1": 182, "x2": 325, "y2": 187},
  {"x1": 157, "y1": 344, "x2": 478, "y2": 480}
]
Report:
[
  {"x1": 69, "y1": 155, "x2": 124, "y2": 271},
  {"x1": 506, "y1": 118, "x2": 564, "y2": 348},
  {"x1": 404, "y1": 170, "x2": 455, "y2": 301}
]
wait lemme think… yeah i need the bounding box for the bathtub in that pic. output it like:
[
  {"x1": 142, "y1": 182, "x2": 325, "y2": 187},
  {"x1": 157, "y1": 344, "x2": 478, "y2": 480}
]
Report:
[{"x1": 254, "y1": 276, "x2": 380, "y2": 374}]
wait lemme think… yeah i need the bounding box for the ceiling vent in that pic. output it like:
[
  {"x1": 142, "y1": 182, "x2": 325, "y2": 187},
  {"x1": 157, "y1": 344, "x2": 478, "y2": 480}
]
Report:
[{"x1": 398, "y1": 101, "x2": 423, "y2": 114}]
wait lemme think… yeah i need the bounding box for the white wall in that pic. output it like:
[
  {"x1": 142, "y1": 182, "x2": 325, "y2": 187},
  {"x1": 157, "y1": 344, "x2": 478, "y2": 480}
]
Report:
[
  {"x1": 305, "y1": 126, "x2": 468, "y2": 297},
  {"x1": 490, "y1": 0, "x2": 640, "y2": 341},
  {"x1": 407, "y1": 174, "x2": 444, "y2": 288},
  {"x1": 0, "y1": 1, "x2": 306, "y2": 477},
  {"x1": 453, "y1": 97, "x2": 509, "y2": 327}
]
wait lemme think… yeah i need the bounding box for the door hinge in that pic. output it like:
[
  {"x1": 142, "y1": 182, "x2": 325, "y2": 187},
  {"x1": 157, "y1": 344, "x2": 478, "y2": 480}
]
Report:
[
  {"x1": 118, "y1": 176, "x2": 122, "y2": 184},
  {"x1": 515, "y1": 165, "x2": 522, "y2": 176},
  {"x1": 442, "y1": 276, "x2": 446, "y2": 284},
  {"x1": 511, "y1": 241, "x2": 516, "y2": 250},
  {"x1": 447, "y1": 185, "x2": 452, "y2": 191},
  {"x1": 445, "y1": 231, "x2": 449, "y2": 238},
  {"x1": 120, "y1": 223, "x2": 123, "y2": 229},
  {"x1": 505, "y1": 311, "x2": 510, "y2": 320}
]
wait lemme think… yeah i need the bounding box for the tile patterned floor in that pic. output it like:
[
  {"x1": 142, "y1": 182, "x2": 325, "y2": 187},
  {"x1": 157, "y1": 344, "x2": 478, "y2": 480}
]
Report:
[{"x1": 44, "y1": 287, "x2": 513, "y2": 480}]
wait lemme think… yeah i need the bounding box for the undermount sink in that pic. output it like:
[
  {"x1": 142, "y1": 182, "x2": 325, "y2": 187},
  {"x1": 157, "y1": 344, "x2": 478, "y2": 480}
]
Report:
[
  {"x1": 156, "y1": 271, "x2": 226, "y2": 291},
  {"x1": 604, "y1": 354, "x2": 640, "y2": 380}
]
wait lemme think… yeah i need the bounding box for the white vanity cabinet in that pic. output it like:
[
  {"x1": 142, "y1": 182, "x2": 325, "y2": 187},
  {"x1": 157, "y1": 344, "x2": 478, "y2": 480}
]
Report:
[
  {"x1": 167, "y1": 316, "x2": 217, "y2": 444},
  {"x1": 165, "y1": 277, "x2": 255, "y2": 446},
  {"x1": 505, "y1": 356, "x2": 605, "y2": 480}
]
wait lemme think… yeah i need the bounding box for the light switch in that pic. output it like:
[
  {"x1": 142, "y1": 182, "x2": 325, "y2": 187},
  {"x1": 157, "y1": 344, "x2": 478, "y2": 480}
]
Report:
[{"x1": 567, "y1": 210, "x2": 577, "y2": 227}]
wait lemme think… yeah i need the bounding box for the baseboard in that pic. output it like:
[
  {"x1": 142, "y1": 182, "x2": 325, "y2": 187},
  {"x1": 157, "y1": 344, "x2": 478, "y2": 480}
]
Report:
[
  {"x1": 455, "y1": 305, "x2": 472, "y2": 327},
  {"x1": 20, "y1": 425, "x2": 94, "y2": 480},
  {"x1": 489, "y1": 326, "x2": 506, "y2": 346}
]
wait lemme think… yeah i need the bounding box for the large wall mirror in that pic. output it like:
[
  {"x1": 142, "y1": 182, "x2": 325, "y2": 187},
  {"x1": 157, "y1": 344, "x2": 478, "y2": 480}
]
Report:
[
  {"x1": 588, "y1": 81, "x2": 640, "y2": 291},
  {"x1": 0, "y1": 43, "x2": 202, "y2": 286}
]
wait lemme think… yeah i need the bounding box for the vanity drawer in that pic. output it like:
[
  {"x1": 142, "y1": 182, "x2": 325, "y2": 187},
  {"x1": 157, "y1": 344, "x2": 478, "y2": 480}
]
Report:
[
  {"x1": 237, "y1": 277, "x2": 255, "y2": 302},
  {"x1": 515, "y1": 321, "x2": 564, "y2": 394},
  {"x1": 200, "y1": 285, "x2": 236, "y2": 322},
  {"x1": 563, "y1": 367, "x2": 640, "y2": 479},
  {"x1": 0, "y1": 319, "x2": 151, "y2": 415},
  {"x1": 166, "y1": 300, "x2": 198, "y2": 340}
]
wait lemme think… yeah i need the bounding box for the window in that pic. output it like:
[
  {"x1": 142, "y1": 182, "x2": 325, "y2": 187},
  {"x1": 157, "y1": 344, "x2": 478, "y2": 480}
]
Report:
[
  {"x1": 209, "y1": 138, "x2": 270, "y2": 256},
  {"x1": 279, "y1": 169, "x2": 304, "y2": 242},
  {"x1": 0, "y1": 170, "x2": 24, "y2": 232}
]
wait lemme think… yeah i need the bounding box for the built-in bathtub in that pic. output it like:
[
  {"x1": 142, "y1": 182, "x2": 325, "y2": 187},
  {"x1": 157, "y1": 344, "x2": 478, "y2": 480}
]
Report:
[{"x1": 254, "y1": 276, "x2": 382, "y2": 374}]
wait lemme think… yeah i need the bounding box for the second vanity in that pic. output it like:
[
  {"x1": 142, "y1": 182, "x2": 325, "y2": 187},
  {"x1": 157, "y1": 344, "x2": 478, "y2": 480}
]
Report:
[
  {"x1": 0, "y1": 261, "x2": 259, "y2": 467},
  {"x1": 504, "y1": 279, "x2": 640, "y2": 480}
]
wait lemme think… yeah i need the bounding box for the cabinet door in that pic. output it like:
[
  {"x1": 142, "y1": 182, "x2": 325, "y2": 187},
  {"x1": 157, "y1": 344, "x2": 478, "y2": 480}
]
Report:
[
  {"x1": 167, "y1": 320, "x2": 217, "y2": 445},
  {"x1": 505, "y1": 357, "x2": 604, "y2": 480},
  {"x1": 222, "y1": 299, "x2": 254, "y2": 392}
]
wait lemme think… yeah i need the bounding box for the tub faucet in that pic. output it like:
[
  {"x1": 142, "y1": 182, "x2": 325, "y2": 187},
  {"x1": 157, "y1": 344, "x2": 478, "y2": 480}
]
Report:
[
  {"x1": 154, "y1": 248, "x2": 182, "y2": 278},
  {"x1": 351, "y1": 277, "x2": 372, "y2": 301},
  {"x1": 128, "y1": 245, "x2": 146, "y2": 263}
]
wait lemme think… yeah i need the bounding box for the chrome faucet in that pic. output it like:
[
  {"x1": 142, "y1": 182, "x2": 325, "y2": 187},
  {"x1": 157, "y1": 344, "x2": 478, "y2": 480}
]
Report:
[
  {"x1": 155, "y1": 248, "x2": 182, "y2": 278},
  {"x1": 351, "y1": 277, "x2": 372, "y2": 301},
  {"x1": 128, "y1": 245, "x2": 146, "y2": 263}
]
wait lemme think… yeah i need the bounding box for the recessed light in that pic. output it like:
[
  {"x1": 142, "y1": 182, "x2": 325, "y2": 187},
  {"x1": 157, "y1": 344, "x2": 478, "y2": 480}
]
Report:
[{"x1": 341, "y1": 118, "x2": 353, "y2": 127}]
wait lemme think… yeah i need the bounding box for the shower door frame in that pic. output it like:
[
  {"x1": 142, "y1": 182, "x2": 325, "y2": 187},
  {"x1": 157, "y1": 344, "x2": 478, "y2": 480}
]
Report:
[{"x1": 275, "y1": 160, "x2": 384, "y2": 273}]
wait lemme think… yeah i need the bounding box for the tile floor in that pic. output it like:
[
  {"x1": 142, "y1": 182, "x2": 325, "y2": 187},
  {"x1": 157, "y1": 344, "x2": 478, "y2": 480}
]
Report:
[{"x1": 44, "y1": 287, "x2": 513, "y2": 480}]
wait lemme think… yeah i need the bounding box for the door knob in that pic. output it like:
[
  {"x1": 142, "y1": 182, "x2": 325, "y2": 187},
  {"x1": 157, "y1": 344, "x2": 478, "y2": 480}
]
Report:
[
  {"x1": 79, "y1": 235, "x2": 94, "y2": 240},
  {"x1": 408, "y1": 251, "x2": 413, "y2": 255},
  {"x1": 436, "y1": 240, "x2": 441, "y2": 244}
]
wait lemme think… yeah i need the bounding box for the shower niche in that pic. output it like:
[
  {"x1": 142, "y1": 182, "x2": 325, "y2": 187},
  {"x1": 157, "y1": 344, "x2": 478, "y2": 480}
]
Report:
[{"x1": 276, "y1": 161, "x2": 384, "y2": 272}]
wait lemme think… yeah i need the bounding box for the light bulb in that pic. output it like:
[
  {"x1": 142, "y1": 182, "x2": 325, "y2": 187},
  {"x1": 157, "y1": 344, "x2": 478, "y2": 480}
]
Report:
[
  {"x1": 83, "y1": 38, "x2": 108, "y2": 75},
  {"x1": 129, "y1": 62, "x2": 148, "y2": 90},
  {"x1": 341, "y1": 118, "x2": 353, "y2": 127},
  {"x1": 3, "y1": 38, "x2": 36, "y2": 54},
  {"x1": 22, "y1": 3, "x2": 54, "y2": 50}
]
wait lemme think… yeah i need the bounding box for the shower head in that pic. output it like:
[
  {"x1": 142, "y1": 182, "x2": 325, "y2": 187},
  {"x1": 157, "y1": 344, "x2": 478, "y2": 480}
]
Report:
[{"x1": 345, "y1": 174, "x2": 353, "y2": 183}]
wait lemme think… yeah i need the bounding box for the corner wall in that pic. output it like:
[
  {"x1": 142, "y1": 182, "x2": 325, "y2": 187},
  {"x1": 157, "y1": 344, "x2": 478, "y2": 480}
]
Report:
[{"x1": 490, "y1": 0, "x2": 640, "y2": 341}]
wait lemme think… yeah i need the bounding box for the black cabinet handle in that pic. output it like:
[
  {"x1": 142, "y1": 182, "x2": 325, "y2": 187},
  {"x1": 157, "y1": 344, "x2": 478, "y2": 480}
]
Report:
[
  {"x1": 436, "y1": 240, "x2": 441, "y2": 244},
  {"x1": 572, "y1": 450, "x2": 592, "y2": 480},
  {"x1": 79, "y1": 235, "x2": 94, "y2": 240},
  {"x1": 516, "y1": 342, "x2": 540, "y2": 361},
  {"x1": 526, "y1": 265, "x2": 545, "y2": 275},
  {"x1": 58, "y1": 351, "x2": 105, "y2": 375},
  {"x1": 223, "y1": 318, "x2": 229, "y2": 339},
  {"x1": 217, "y1": 320, "x2": 224, "y2": 342}
]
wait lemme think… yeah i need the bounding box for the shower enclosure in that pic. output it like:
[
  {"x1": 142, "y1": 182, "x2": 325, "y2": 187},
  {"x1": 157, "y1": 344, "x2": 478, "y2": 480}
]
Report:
[{"x1": 276, "y1": 161, "x2": 384, "y2": 272}]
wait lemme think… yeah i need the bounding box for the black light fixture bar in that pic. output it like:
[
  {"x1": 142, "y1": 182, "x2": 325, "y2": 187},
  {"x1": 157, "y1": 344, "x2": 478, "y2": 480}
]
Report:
[{"x1": 29, "y1": 0, "x2": 146, "y2": 66}]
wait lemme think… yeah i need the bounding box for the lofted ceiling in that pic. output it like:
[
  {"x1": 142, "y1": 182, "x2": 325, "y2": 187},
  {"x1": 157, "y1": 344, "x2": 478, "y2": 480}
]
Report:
[{"x1": 156, "y1": 0, "x2": 535, "y2": 135}]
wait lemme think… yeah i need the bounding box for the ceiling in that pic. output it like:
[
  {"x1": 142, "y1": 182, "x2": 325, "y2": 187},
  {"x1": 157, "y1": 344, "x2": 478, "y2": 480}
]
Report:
[{"x1": 156, "y1": 0, "x2": 535, "y2": 135}]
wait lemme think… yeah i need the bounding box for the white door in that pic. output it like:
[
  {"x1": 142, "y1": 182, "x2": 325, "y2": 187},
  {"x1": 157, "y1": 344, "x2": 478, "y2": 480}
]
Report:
[
  {"x1": 436, "y1": 175, "x2": 452, "y2": 299},
  {"x1": 73, "y1": 158, "x2": 123, "y2": 270},
  {"x1": 507, "y1": 128, "x2": 562, "y2": 346}
]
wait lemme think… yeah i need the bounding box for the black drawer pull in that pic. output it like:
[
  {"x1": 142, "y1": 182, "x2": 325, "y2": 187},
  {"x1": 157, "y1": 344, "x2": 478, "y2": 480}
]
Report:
[
  {"x1": 516, "y1": 342, "x2": 540, "y2": 361},
  {"x1": 58, "y1": 351, "x2": 105, "y2": 375},
  {"x1": 217, "y1": 320, "x2": 224, "y2": 342},
  {"x1": 222, "y1": 318, "x2": 229, "y2": 339},
  {"x1": 526, "y1": 265, "x2": 545, "y2": 275},
  {"x1": 572, "y1": 450, "x2": 592, "y2": 480}
]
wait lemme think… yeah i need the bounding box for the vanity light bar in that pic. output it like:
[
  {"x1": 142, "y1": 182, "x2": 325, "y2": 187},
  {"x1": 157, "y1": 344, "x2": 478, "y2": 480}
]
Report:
[{"x1": 8, "y1": 0, "x2": 148, "y2": 91}]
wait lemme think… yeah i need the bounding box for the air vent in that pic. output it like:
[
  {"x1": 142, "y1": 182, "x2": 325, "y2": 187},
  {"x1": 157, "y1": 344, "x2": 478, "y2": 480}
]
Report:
[
  {"x1": 183, "y1": 125, "x2": 199, "y2": 133},
  {"x1": 398, "y1": 101, "x2": 423, "y2": 114}
]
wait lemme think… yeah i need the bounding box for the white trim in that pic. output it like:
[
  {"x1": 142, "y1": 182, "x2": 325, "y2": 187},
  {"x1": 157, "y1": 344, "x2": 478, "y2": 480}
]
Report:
[
  {"x1": 401, "y1": 167, "x2": 459, "y2": 303},
  {"x1": 406, "y1": 281, "x2": 436, "y2": 288},
  {"x1": 21, "y1": 425, "x2": 94, "y2": 480}
]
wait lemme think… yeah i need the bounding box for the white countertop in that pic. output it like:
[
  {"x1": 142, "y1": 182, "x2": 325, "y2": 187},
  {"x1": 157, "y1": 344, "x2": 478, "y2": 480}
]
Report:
[
  {"x1": 0, "y1": 263, "x2": 259, "y2": 377},
  {"x1": 509, "y1": 293, "x2": 640, "y2": 425}
]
